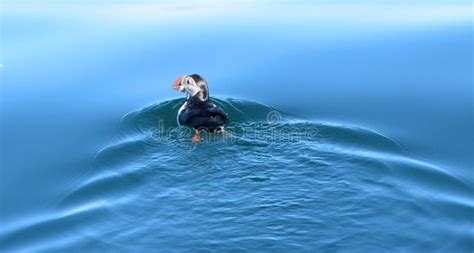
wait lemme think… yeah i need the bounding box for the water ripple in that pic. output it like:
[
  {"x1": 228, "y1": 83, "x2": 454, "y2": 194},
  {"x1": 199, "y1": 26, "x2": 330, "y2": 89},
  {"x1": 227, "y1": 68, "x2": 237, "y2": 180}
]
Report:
[{"x1": 2, "y1": 98, "x2": 472, "y2": 252}]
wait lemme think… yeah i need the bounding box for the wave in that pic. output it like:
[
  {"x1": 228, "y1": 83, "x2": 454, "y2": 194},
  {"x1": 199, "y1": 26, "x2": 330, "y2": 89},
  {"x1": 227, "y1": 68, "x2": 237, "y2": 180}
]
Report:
[{"x1": 1, "y1": 98, "x2": 472, "y2": 252}]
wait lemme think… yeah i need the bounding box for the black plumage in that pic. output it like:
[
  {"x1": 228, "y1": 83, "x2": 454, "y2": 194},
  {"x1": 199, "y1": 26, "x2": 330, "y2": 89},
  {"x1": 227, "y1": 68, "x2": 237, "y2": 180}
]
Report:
[
  {"x1": 175, "y1": 74, "x2": 228, "y2": 132},
  {"x1": 178, "y1": 101, "x2": 228, "y2": 132}
]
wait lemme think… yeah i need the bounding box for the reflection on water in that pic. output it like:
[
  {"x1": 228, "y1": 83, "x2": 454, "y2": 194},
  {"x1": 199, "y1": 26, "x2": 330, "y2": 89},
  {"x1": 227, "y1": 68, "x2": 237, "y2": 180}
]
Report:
[{"x1": 1, "y1": 1, "x2": 473, "y2": 252}]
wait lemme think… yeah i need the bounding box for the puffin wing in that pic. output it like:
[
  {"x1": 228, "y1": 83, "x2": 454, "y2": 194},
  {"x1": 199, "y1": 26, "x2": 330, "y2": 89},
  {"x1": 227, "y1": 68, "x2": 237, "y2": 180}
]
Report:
[
  {"x1": 209, "y1": 106, "x2": 228, "y2": 122},
  {"x1": 178, "y1": 103, "x2": 228, "y2": 129}
]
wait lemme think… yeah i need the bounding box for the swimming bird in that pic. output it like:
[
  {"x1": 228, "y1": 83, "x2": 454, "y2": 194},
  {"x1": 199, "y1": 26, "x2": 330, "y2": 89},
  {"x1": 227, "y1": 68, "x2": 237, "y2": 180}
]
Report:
[{"x1": 172, "y1": 74, "x2": 228, "y2": 143}]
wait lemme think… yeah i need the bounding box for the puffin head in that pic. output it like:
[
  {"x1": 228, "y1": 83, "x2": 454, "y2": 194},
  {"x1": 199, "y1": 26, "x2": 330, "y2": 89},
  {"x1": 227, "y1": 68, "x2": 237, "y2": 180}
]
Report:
[{"x1": 172, "y1": 74, "x2": 209, "y2": 102}]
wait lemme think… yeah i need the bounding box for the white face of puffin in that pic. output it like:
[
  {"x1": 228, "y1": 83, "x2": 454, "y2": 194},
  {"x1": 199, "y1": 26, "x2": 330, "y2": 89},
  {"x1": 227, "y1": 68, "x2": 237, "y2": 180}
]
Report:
[{"x1": 172, "y1": 75, "x2": 208, "y2": 102}]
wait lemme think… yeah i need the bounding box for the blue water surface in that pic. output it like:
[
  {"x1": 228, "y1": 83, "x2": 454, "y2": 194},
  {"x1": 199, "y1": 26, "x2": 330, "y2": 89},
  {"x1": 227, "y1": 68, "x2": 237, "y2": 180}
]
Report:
[{"x1": 1, "y1": 1, "x2": 473, "y2": 252}]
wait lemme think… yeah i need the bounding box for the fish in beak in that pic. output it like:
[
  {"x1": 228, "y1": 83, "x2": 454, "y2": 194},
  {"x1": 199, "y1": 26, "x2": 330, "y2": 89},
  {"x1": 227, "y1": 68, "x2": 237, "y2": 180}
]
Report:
[{"x1": 172, "y1": 75, "x2": 202, "y2": 98}]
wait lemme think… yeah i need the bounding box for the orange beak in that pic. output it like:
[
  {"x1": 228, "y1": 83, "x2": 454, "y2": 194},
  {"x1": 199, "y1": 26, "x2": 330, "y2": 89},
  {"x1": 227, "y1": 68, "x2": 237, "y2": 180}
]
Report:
[{"x1": 172, "y1": 76, "x2": 184, "y2": 91}]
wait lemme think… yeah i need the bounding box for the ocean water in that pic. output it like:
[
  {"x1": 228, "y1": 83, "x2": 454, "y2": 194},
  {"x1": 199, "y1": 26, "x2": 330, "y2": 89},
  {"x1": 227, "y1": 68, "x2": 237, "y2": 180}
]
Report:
[{"x1": 1, "y1": 1, "x2": 473, "y2": 252}]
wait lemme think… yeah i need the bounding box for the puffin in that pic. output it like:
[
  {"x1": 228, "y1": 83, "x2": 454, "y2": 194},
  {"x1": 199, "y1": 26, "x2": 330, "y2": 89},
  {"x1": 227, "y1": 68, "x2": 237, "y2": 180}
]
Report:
[{"x1": 172, "y1": 74, "x2": 228, "y2": 143}]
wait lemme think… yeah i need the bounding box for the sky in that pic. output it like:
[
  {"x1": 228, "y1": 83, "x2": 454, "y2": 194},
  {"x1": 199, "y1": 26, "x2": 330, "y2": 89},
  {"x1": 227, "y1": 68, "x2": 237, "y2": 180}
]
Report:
[{"x1": 2, "y1": 0, "x2": 472, "y2": 26}]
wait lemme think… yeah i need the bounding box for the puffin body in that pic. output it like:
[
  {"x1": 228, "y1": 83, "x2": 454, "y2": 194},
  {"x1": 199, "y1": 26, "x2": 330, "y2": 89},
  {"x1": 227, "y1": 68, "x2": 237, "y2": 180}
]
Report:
[{"x1": 173, "y1": 74, "x2": 228, "y2": 133}]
